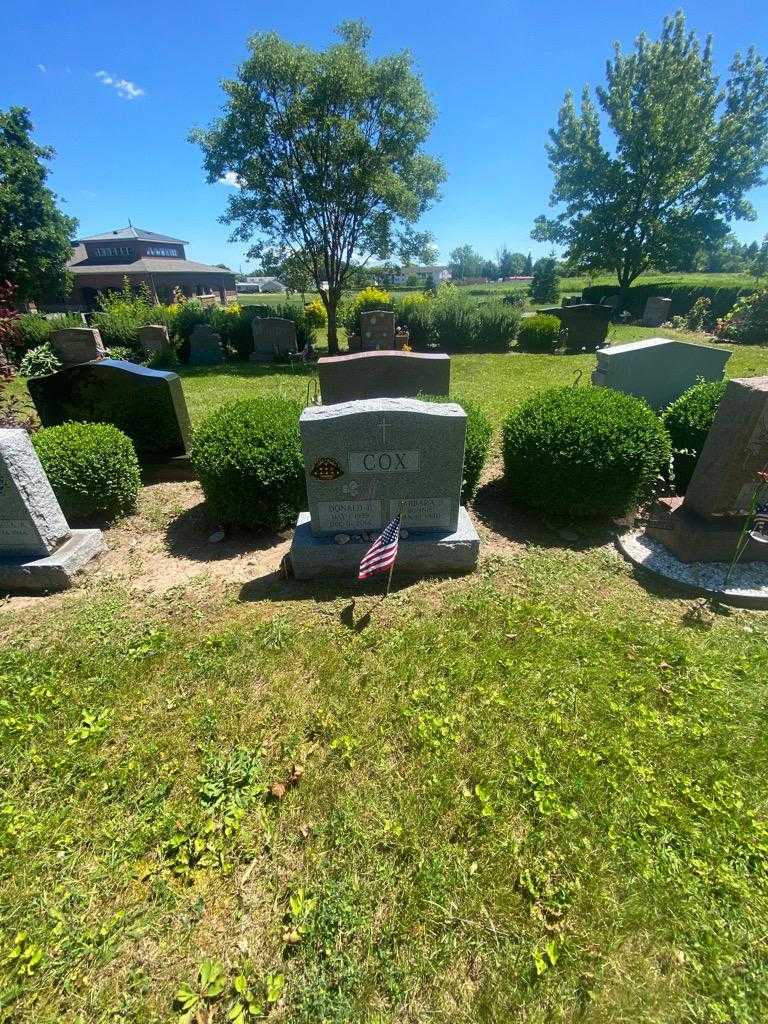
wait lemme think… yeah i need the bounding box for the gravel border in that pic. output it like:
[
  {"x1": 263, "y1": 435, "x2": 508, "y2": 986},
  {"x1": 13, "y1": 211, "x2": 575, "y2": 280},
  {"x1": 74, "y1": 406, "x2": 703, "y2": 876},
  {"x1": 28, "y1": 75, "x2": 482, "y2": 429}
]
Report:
[{"x1": 616, "y1": 529, "x2": 768, "y2": 609}]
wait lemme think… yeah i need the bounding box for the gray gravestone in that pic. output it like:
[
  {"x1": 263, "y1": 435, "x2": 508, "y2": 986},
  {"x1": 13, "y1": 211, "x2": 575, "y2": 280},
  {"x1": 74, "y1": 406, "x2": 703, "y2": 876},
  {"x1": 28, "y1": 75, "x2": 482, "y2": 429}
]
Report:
[
  {"x1": 684, "y1": 376, "x2": 768, "y2": 518},
  {"x1": 318, "y1": 351, "x2": 450, "y2": 405},
  {"x1": 645, "y1": 376, "x2": 768, "y2": 563},
  {"x1": 641, "y1": 296, "x2": 673, "y2": 327},
  {"x1": 189, "y1": 324, "x2": 224, "y2": 366},
  {"x1": 0, "y1": 428, "x2": 105, "y2": 592},
  {"x1": 289, "y1": 397, "x2": 479, "y2": 578},
  {"x1": 51, "y1": 328, "x2": 106, "y2": 366},
  {"x1": 591, "y1": 337, "x2": 731, "y2": 410},
  {"x1": 137, "y1": 324, "x2": 170, "y2": 355},
  {"x1": 250, "y1": 318, "x2": 297, "y2": 362},
  {"x1": 360, "y1": 310, "x2": 396, "y2": 351}
]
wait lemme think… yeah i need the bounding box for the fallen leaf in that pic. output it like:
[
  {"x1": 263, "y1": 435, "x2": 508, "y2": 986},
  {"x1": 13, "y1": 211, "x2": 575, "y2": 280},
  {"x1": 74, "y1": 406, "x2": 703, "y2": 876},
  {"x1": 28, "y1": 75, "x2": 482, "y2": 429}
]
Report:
[{"x1": 269, "y1": 783, "x2": 287, "y2": 800}]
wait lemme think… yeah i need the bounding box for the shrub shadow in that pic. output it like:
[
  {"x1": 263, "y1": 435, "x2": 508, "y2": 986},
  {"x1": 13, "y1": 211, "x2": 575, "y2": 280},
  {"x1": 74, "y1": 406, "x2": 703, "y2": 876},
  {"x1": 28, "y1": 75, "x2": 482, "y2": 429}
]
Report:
[
  {"x1": 471, "y1": 474, "x2": 617, "y2": 551},
  {"x1": 164, "y1": 500, "x2": 287, "y2": 563}
]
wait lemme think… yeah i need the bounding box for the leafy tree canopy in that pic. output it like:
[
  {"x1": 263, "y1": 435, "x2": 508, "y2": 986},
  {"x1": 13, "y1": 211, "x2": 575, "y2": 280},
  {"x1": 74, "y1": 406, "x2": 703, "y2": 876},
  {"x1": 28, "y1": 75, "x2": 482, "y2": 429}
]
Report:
[
  {"x1": 0, "y1": 107, "x2": 77, "y2": 303},
  {"x1": 532, "y1": 13, "x2": 768, "y2": 296},
  {"x1": 449, "y1": 244, "x2": 485, "y2": 280},
  {"x1": 192, "y1": 21, "x2": 445, "y2": 352}
]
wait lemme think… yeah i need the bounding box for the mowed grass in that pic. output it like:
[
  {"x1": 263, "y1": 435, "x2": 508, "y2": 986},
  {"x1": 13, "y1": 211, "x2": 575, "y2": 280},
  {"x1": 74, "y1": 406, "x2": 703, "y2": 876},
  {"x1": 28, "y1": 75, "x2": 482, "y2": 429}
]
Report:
[
  {"x1": 2, "y1": 552, "x2": 768, "y2": 1022},
  {"x1": 3, "y1": 328, "x2": 768, "y2": 1021}
]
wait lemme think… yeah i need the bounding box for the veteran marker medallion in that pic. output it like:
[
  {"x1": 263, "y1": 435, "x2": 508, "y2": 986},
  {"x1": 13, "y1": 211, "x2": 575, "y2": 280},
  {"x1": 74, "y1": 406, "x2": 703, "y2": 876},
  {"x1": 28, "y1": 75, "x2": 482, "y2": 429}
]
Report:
[{"x1": 310, "y1": 456, "x2": 344, "y2": 482}]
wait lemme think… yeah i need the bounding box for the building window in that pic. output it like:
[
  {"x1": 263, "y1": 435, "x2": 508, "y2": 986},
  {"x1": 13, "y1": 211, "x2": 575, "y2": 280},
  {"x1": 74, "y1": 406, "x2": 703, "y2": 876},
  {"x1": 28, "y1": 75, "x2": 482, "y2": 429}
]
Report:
[
  {"x1": 92, "y1": 246, "x2": 135, "y2": 258},
  {"x1": 145, "y1": 246, "x2": 179, "y2": 257}
]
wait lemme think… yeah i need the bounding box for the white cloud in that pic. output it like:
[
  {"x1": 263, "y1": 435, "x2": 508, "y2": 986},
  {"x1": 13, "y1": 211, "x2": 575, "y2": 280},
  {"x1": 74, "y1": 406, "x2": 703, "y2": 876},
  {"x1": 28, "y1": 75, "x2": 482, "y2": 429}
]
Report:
[
  {"x1": 37, "y1": 63, "x2": 47, "y2": 73},
  {"x1": 95, "y1": 70, "x2": 145, "y2": 100},
  {"x1": 218, "y1": 171, "x2": 243, "y2": 188}
]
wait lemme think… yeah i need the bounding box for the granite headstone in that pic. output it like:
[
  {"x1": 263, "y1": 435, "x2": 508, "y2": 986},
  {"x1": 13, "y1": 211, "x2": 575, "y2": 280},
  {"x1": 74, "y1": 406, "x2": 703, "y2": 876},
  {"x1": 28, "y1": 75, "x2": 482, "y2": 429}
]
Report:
[
  {"x1": 360, "y1": 310, "x2": 396, "y2": 351},
  {"x1": 641, "y1": 296, "x2": 673, "y2": 327},
  {"x1": 591, "y1": 337, "x2": 731, "y2": 410},
  {"x1": 51, "y1": 328, "x2": 106, "y2": 366},
  {"x1": 189, "y1": 324, "x2": 224, "y2": 365},
  {"x1": 646, "y1": 377, "x2": 768, "y2": 562},
  {"x1": 137, "y1": 324, "x2": 171, "y2": 356},
  {"x1": 0, "y1": 428, "x2": 105, "y2": 591},
  {"x1": 28, "y1": 359, "x2": 192, "y2": 466},
  {"x1": 541, "y1": 304, "x2": 612, "y2": 350},
  {"x1": 289, "y1": 397, "x2": 479, "y2": 578},
  {"x1": 318, "y1": 351, "x2": 450, "y2": 405},
  {"x1": 250, "y1": 318, "x2": 297, "y2": 362}
]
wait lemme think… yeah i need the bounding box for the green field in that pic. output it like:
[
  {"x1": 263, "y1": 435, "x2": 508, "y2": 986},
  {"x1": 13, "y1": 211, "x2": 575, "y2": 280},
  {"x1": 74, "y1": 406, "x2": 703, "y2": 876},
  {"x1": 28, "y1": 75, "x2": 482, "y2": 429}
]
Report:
[{"x1": 3, "y1": 335, "x2": 768, "y2": 1022}]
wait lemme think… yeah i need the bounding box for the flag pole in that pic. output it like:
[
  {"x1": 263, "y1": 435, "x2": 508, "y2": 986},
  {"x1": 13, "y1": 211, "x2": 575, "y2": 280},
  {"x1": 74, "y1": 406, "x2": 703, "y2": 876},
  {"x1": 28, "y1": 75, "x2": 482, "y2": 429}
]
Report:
[{"x1": 385, "y1": 502, "x2": 404, "y2": 599}]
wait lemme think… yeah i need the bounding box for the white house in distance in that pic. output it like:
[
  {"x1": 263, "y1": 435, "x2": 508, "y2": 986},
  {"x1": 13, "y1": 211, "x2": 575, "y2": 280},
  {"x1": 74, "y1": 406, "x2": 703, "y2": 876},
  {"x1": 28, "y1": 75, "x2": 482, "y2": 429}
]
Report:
[
  {"x1": 235, "y1": 276, "x2": 288, "y2": 294},
  {"x1": 381, "y1": 265, "x2": 452, "y2": 287}
]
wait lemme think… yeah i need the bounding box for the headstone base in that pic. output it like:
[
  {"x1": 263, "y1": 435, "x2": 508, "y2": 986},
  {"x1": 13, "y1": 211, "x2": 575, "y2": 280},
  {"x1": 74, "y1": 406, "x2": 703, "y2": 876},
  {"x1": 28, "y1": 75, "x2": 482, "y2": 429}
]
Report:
[
  {"x1": 0, "y1": 529, "x2": 106, "y2": 593},
  {"x1": 290, "y1": 507, "x2": 479, "y2": 580},
  {"x1": 646, "y1": 496, "x2": 768, "y2": 563}
]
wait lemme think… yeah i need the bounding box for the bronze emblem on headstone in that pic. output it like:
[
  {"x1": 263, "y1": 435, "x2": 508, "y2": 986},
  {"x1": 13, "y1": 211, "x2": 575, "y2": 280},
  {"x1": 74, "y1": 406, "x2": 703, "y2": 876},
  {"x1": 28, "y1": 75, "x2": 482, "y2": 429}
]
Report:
[{"x1": 311, "y1": 456, "x2": 343, "y2": 481}]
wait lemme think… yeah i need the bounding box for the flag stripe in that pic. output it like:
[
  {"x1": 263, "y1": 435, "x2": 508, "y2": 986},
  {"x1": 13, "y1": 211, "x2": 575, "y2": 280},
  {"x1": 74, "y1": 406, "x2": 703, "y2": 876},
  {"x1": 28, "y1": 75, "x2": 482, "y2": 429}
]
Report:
[{"x1": 358, "y1": 514, "x2": 401, "y2": 580}]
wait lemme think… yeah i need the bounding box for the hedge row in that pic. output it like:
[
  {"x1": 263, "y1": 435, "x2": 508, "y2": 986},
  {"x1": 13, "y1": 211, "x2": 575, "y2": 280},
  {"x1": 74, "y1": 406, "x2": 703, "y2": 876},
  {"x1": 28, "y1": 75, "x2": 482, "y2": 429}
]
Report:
[{"x1": 581, "y1": 283, "x2": 755, "y2": 319}]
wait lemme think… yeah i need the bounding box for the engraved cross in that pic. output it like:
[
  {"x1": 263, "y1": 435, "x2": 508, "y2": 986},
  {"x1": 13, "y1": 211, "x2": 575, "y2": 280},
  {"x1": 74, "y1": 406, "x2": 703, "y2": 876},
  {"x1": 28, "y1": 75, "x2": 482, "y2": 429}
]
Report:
[{"x1": 379, "y1": 417, "x2": 387, "y2": 445}]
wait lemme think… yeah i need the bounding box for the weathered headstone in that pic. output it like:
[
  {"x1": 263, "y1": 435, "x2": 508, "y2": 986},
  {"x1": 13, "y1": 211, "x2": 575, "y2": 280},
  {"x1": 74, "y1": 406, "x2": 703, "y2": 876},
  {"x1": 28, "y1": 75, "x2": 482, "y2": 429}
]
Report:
[
  {"x1": 318, "y1": 351, "x2": 450, "y2": 405},
  {"x1": 289, "y1": 397, "x2": 479, "y2": 578},
  {"x1": 137, "y1": 324, "x2": 170, "y2": 356},
  {"x1": 51, "y1": 327, "x2": 106, "y2": 367},
  {"x1": 28, "y1": 360, "x2": 192, "y2": 477},
  {"x1": 188, "y1": 324, "x2": 224, "y2": 366},
  {"x1": 646, "y1": 377, "x2": 768, "y2": 563},
  {"x1": 0, "y1": 428, "x2": 105, "y2": 592},
  {"x1": 360, "y1": 310, "x2": 396, "y2": 351},
  {"x1": 250, "y1": 317, "x2": 298, "y2": 362},
  {"x1": 641, "y1": 296, "x2": 672, "y2": 327},
  {"x1": 591, "y1": 337, "x2": 731, "y2": 410}
]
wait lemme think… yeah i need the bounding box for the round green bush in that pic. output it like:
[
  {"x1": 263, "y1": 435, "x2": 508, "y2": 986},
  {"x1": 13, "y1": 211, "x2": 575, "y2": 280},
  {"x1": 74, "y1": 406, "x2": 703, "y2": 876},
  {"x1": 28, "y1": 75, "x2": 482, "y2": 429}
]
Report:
[
  {"x1": 517, "y1": 314, "x2": 562, "y2": 352},
  {"x1": 420, "y1": 395, "x2": 493, "y2": 500},
  {"x1": 502, "y1": 387, "x2": 671, "y2": 517},
  {"x1": 191, "y1": 398, "x2": 306, "y2": 529},
  {"x1": 32, "y1": 422, "x2": 141, "y2": 521},
  {"x1": 662, "y1": 380, "x2": 726, "y2": 492}
]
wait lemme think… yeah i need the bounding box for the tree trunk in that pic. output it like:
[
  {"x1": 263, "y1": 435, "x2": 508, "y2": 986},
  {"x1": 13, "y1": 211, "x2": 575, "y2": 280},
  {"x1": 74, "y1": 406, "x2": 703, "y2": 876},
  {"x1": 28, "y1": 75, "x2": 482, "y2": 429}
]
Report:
[{"x1": 326, "y1": 296, "x2": 339, "y2": 355}]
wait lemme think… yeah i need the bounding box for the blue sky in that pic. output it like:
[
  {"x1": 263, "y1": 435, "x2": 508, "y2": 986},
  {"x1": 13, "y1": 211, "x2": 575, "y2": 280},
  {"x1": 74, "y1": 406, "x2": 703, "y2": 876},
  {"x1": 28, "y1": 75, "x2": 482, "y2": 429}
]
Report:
[{"x1": 3, "y1": 0, "x2": 767, "y2": 270}]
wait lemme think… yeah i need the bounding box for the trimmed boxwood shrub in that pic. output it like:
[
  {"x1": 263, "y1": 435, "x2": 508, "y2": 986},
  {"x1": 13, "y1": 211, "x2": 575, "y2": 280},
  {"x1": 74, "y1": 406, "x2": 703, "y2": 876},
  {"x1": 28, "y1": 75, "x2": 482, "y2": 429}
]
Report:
[
  {"x1": 191, "y1": 398, "x2": 305, "y2": 529},
  {"x1": 420, "y1": 395, "x2": 493, "y2": 501},
  {"x1": 32, "y1": 422, "x2": 141, "y2": 521},
  {"x1": 502, "y1": 387, "x2": 671, "y2": 517},
  {"x1": 662, "y1": 380, "x2": 727, "y2": 492},
  {"x1": 517, "y1": 314, "x2": 562, "y2": 352}
]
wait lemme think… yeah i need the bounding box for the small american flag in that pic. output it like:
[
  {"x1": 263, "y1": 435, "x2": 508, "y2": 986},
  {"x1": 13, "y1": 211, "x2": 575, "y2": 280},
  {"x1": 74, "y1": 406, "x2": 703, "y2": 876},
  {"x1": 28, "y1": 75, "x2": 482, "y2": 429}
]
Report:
[
  {"x1": 750, "y1": 502, "x2": 768, "y2": 544},
  {"x1": 358, "y1": 514, "x2": 401, "y2": 580}
]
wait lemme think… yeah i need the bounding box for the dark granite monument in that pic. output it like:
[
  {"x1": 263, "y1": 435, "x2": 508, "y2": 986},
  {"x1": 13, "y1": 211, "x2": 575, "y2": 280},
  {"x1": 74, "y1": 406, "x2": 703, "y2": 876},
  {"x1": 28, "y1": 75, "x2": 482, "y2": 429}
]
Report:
[
  {"x1": 28, "y1": 359, "x2": 193, "y2": 479},
  {"x1": 318, "y1": 351, "x2": 450, "y2": 405},
  {"x1": 641, "y1": 296, "x2": 672, "y2": 328},
  {"x1": 250, "y1": 318, "x2": 298, "y2": 362},
  {"x1": 360, "y1": 310, "x2": 396, "y2": 351},
  {"x1": 541, "y1": 303, "x2": 613, "y2": 350},
  {"x1": 188, "y1": 324, "x2": 224, "y2": 365}
]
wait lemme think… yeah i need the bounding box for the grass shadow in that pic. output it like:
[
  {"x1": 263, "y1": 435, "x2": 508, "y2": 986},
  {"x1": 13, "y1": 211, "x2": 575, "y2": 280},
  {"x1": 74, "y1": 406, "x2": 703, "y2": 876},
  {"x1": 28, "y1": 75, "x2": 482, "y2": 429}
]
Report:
[{"x1": 164, "y1": 500, "x2": 287, "y2": 563}]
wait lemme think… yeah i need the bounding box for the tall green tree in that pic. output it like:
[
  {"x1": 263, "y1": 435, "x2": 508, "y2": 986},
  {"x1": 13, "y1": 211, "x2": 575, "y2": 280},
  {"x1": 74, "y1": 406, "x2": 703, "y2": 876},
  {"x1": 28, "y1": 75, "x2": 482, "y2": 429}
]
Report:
[
  {"x1": 448, "y1": 244, "x2": 484, "y2": 280},
  {"x1": 192, "y1": 21, "x2": 444, "y2": 353},
  {"x1": 0, "y1": 107, "x2": 77, "y2": 304},
  {"x1": 532, "y1": 13, "x2": 768, "y2": 302}
]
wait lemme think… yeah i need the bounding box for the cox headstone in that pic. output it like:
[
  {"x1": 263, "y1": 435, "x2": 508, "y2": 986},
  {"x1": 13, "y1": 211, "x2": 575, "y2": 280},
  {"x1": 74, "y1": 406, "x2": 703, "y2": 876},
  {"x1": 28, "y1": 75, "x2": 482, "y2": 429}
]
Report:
[
  {"x1": 0, "y1": 428, "x2": 105, "y2": 592},
  {"x1": 318, "y1": 351, "x2": 450, "y2": 405},
  {"x1": 289, "y1": 397, "x2": 479, "y2": 578},
  {"x1": 51, "y1": 327, "x2": 106, "y2": 367},
  {"x1": 360, "y1": 310, "x2": 396, "y2": 351}
]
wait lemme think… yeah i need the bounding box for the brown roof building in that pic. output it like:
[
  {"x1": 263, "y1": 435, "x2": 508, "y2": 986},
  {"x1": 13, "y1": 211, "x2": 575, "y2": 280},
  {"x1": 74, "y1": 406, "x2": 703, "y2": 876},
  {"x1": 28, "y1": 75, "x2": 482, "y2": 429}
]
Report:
[{"x1": 65, "y1": 226, "x2": 237, "y2": 309}]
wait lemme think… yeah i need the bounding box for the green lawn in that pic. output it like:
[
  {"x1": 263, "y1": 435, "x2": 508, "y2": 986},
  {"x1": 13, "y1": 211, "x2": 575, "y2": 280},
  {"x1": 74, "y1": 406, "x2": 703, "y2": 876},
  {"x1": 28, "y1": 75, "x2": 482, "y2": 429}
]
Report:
[{"x1": 3, "y1": 337, "x2": 768, "y2": 1022}]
